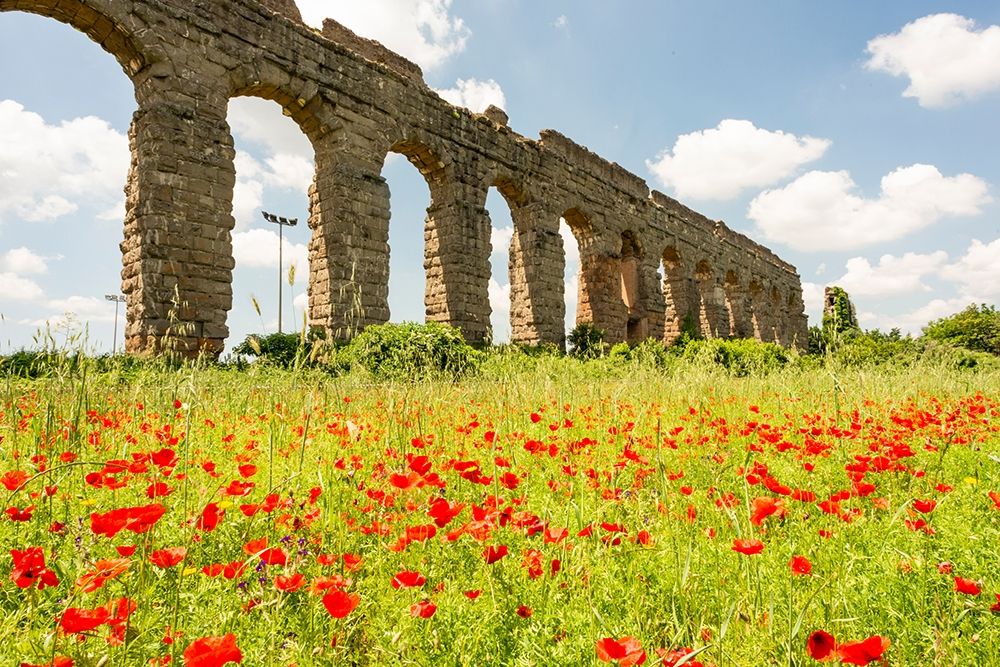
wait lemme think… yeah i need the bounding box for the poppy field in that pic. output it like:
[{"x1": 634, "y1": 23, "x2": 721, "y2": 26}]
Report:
[{"x1": 2, "y1": 360, "x2": 999, "y2": 666}]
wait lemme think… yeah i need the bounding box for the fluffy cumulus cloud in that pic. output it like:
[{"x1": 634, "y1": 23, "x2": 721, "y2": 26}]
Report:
[
  {"x1": 228, "y1": 97, "x2": 313, "y2": 159},
  {"x1": 0, "y1": 100, "x2": 128, "y2": 224},
  {"x1": 0, "y1": 273, "x2": 45, "y2": 302},
  {"x1": 800, "y1": 281, "x2": 826, "y2": 324},
  {"x1": 939, "y1": 237, "x2": 1000, "y2": 300},
  {"x1": 646, "y1": 119, "x2": 830, "y2": 201},
  {"x1": 488, "y1": 278, "x2": 511, "y2": 342},
  {"x1": 748, "y1": 164, "x2": 991, "y2": 251},
  {"x1": 296, "y1": 0, "x2": 469, "y2": 70},
  {"x1": 21, "y1": 295, "x2": 116, "y2": 328},
  {"x1": 230, "y1": 150, "x2": 312, "y2": 229},
  {"x1": 833, "y1": 251, "x2": 948, "y2": 297},
  {"x1": 434, "y1": 78, "x2": 507, "y2": 113},
  {"x1": 232, "y1": 228, "x2": 309, "y2": 285},
  {"x1": 559, "y1": 219, "x2": 581, "y2": 330},
  {"x1": 865, "y1": 14, "x2": 1000, "y2": 108},
  {"x1": 491, "y1": 225, "x2": 513, "y2": 256},
  {"x1": 0, "y1": 247, "x2": 49, "y2": 275}
]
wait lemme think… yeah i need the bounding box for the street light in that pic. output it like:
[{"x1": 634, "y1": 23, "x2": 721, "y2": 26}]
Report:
[
  {"x1": 105, "y1": 294, "x2": 126, "y2": 355},
  {"x1": 262, "y1": 210, "x2": 298, "y2": 333}
]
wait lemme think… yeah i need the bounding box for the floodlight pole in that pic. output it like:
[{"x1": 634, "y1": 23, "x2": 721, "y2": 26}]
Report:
[
  {"x1": 262, "y1": 211, "x2": 298, "y2": 333},
  {"x1": 105, "y1": 294, "x2": 126, "y2": 355}
]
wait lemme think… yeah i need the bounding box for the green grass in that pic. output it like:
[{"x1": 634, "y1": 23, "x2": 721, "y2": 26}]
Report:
[{"x1": 1, "y1": 356, "x2": 999, "y2": 666}]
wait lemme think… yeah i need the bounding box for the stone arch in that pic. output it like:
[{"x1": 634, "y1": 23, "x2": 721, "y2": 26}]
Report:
[
  {"x1": 222, "y1": 93, "x2": 322, "y2": 340},
  {"x1": 724, "y1": 269, "x2": 751, "y2": 338},
  {"x1": 561, "y1": 207, "x2": 596, "y2": 334},
  {"x1": 660, "y1": 245, "x2": 692, "y2": 343},
  {"x1": 1, "y1": 1, "x2": 148, "y2": 78},
  {"x1": 486, "y1": 176, "x2": 536, "y2": 344},
  {"x1": 619, "y1": 230, "x2": 647, "y2": 343},
  {"x1": 694, "y1": 259, "x2": 728, "y2": 338}
]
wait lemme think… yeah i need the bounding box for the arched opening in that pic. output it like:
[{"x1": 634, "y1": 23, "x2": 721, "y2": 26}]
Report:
[
  {"x1": 748, "y1": 280, "x2": 765, "y2": 340},
  {"x1": 382, "y1": 145, "x2": 436, "y2": 326},
  {"x1": 660, "y1": 246, "x2": 689, "y2": 344},
  {"x1": 0, "y1": 7, "x2": 138, "y2": 353},
  {"x1": 768, "y1": 286, "x2": 782, "y2": 343},
  {"x1": 619, "y1": 230, "x2": 647, "y2": 344},
  {"x1": 485, "y1": 182, "x2": 522, "y2": 344},
  {"x1": 694, "y1": 259, "x2": 716, "y2": 337},
  {"x1": 724, "y1": 270, "x2": 750, "y2": 338},
  {"x1": 225, "y1": 96, "x2": 315, "y2": 349},
  {"x1": 561, "y1": 208, "x2": 592, "y2": 337}
]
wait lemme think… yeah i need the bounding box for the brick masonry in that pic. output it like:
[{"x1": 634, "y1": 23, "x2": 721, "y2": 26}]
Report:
[{"x1": 1, "y1": 0, "x2": 810, "y2": 353}]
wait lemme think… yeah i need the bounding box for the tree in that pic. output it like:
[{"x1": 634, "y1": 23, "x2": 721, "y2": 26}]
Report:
[{"x1": 922, "y1": 304, "x2": 1000, "y2": 355}]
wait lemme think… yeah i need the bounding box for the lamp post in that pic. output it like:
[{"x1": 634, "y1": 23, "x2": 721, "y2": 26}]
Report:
[
  {"x1": 262, "y1": 211, "x2": 298, "y2": 333},
  {"x1": 105, "y1": 294, "x2": 126, "y2": 355}
]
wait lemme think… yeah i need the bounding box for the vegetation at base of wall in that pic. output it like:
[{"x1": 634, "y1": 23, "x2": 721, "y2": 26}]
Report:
[
  {"x1": 677, "y1": 337, "x2": 792, "y2": 376},
  {"x1": 334, "y1": 321, "x2": 481, "y2": 381},
  {"x1": 567, "y1": 323, "x2": 606, "y2": 360}
]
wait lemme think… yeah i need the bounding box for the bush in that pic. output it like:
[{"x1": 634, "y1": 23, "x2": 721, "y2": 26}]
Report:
[
  {"x1": 608, "y1": 338, "x2": 673, "y2": 370},
  {"x1": 567, "y1": 323, "x2": 606, "y2": 360},
  {"x1": 233, "y1": 330, "x2": 331, "y2": 368},
  {"x1": 833, "y1": 329, "x2": 921, "y2": 367},
  {"x1": 680, "y1": 338, "x2": 790, "y2": 376},
  {"x1": 337, "y1": 322, "x2": 480, "y2": 381},
  {"x1": 922, "y1": 304, "x2": 1000, "y2": 355}
]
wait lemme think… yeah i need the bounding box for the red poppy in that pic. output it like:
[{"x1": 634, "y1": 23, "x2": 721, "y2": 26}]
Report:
[
  {"x1": 483, "y1": 544, "x2": 509, "y2": 564},
  {"x1": 274, "y1": 573, "x2": 305, "y2": 592},
  {"x1": 988, "y1": 491, "x2": 1000, "y2": 510},
  {"x1": 750, "y1": 497, "x2": 782, "y2": 526},
  {"x1": 150, "y1": 547, "x2": 187, "y2": 568},
  {"x1": 196, "y1": 503, "x2": 225, "y2": 531},
  {"x1": 655, "y1": 648, "x2": 703, "y2": 667},
  {"x1": 789, "y1": 555, "x2": 812, "y2": 576},
  {"x1": 9, "y1": 547, "x2": 60, "y2": 590},
  {"x1": 391, "y1": 570, "x2": 426, "y2": 589},
  {"x1": 75, "y1": 558, "x2": 130, "y2": 592},
  {"x1": 410, "y1": 599, "x2": 437, "y2": 618},
  {"x1": 912, "y1": 499, "x2": 936, "y2": 513},
  {"x1": 464, "y1": 589, "x2": 481, "y2": 600},
  {"x1": 322, "y1": 590, "x2": 360, "y2": 618},
  {"x1": 732, "y1": 538, "x2": 764, "y2": 555},
  {"x1": 1, "y1": 470, "x2": 30, "y2": 491},
  {"x1": 990, "y1": 594, "x2": 1000, "y2": 613},
  {"x1": 837, "y1": 636, "x2": 889, "y2": 665},
  {"x1": 90, "y1": 504, "x2": 166, "y2": 538},
  {"x1": 59, "y1": 606, "x2": 110, "y2": 634},
  {"x1": 806, "y1": 630, "x2": 837, "y2": 661},
  {"x1": 516, "y1": 605, "x2": 533, "y2": 618},
  {"x1": 19, "y1": 657, "x2": 73, "y2": 667},
  {"x1": 183, "y1": 633, "x2": 242, "y2": 666},
  {"x1": 427, "y1": 498, "x2": 464, "y2": 528},
  {"x1": 258, "y1": 547, "x2": 287, "y2": 566},
  {"x1": 954, "y1": 577, "x2": 981, "y2": 596},
  {"x1": 595, "y1": 637, "x2": 646, "y2": 666}
]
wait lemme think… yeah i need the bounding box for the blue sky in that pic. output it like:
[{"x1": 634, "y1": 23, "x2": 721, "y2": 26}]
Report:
[{"x1": 2, "y1": 1, "x2": 1000, "y2": 353}]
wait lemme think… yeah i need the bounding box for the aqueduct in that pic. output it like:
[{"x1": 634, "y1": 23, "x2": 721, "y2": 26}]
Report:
[{"x1": 1, "y1": 0, "x2": 809, "y2": 353}]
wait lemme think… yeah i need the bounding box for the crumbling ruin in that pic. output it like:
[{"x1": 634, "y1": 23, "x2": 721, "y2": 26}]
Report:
[{"x1": 1, "y1": 0, "x2": 809, "y2": 353}]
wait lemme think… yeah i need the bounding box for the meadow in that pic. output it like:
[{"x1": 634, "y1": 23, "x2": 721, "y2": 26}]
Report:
[{"x1": 2, "y1": 352, "x2": 999, "y2": 666}]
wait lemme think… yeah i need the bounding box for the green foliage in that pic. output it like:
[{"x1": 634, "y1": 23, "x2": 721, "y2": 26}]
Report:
[
  {"x1": 233, "y1": 330, "x2": 331, "y2": 368},
  {"x1": 922, "y1": 303, "x2": 1000, "y2": 355},
  {"x1": 336, "y1": 321, "x2": 480, "y2": 381},
  {"x1": 679, "y1": 337, "x2": 790, "y2": 376},
  {"x1": 832, "y1": 328, "x2": 921, "y2": 367},
  {"x1": 608, "y1": 338, "x2": 674, "y2": 370},
  {"x1": 567, "y1": 323, "x2": 606, "y2": 359},
  {"x1": 822, "y1": 285, "x2": 857, "y2": 334}
]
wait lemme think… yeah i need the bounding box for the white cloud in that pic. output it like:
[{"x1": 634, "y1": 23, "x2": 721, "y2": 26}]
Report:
[
  {"x1": 0, "y1": 273, "x2": 45, "y2": 302},
  {"x1": 0, "y1": 100, "x2": 128, "y2": 224},
  {"x1": 833, "y1": 251, "x2": 948, "y2": 297},
  {"x1": 800, "y1": 281, "x2": 825, "y2": 325},
  {"x1": 559, "y1": 219, "x2": 580, "y2": 267},
  {"x1": 20, "y1": 295, "x2": 116, "y2": 328},
  {"x1": 434, "y1": 78, "x2": 506, "y2": 113},
  {"x1": 0, "y1": 247, "x2": 49, "y2": 275},
  {"x1": 865, "y1": 14, "x2": 1000, "y2": 108},
  {"x1": 228, "y1": 97, "x2": 313, "y2": 159},
  {"x1": 939, "y1": 237, "x2": 1000, "y2": 300},
  {"x1": 554, "y1": 15, "x2": 569, "y2": 29},
  {"x1": 232, "y1": 228, "x2": 309, "y2": 285},
  {"x1": 297, "y1": 0, "x2": 469, "y2": 71},
  {"x1": 230, "y1": 149, "x2": 311, "y2": 229},
  {"x1": 559, "y1": 219, "x2": 580, "y2": 331},
  {"x1": 489, "y1": 277, "x2": 511, "y2": 343},
  {"x1": 867, "y1": 297, "x2": 969, "y2": 336},
  {"x1": 748, "y1": 164, "x2": 991, "y2": 251},
  {"x1": 491, "y1": 225, "x2": 513, "y2": 256},
  {"x1": 293, "y1": 292, "x2": 309, "y2": 312},
  {"x1": 646, "y1": 119, "x2": 830, "y2": 201}
]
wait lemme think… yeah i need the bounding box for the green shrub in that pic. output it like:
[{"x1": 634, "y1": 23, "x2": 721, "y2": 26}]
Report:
[
  {"x1": 233, "y1": 330, "x2": 330, "y2": 368},
  {"x1": 567, "y1": 323, "x2": 606, "y2": 360},
  {"x1": 608, "y1": 338, "x2": 673, "y2": 370},
  {"x1": 337, "y1": 322, "x2": 480, "y2": 381},
  {"x1": 922, "y1": 304, "x2": 1000, "y2": 355},
  {"x1": 680, "y1": 338, "x2": 790, "y2": 376},
  {"x1": 833, "y1": 329, "x2": 921, "y2": 367}
]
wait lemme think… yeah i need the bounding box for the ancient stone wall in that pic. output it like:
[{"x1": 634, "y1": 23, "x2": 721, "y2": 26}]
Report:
[{"x1": 0, "y1": 0, "x2": 810, "y2": 353}]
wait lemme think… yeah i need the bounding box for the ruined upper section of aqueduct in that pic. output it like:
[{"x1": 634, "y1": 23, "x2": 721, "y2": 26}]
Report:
[{"x1": 1, "y1": 0, "x2": 809, "y2": 353}]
